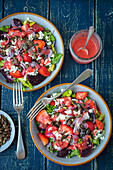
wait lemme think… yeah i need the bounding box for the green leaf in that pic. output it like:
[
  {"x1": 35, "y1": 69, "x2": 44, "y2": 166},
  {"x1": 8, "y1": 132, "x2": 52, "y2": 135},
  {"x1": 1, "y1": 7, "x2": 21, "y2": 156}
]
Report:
[
  {"x1": 51, "y1": 53, "x2": 63, "y2": 64},
  {"x1": 49, "y1": 138, "x2": 53, "y2": 142},
  {"x1": 92, "y1": 138, "x2": 100, "y2": 145},
  {"x1": 71, "y1": 93, "x2": 76, "y2": 98},
  {"x1": 45, "y1": 104, "x2": 55, "y2": 113},
  {"x1": 96, "y1": 111, "x2": 105, "y2": 122},
  {"x1": 0, "y1": 60, "x2": 5, "y2": 68},
  {"x1": 51, "y1": 44, "x2": 56, "y2": 54},
  {"x1": 38, "y1": 47, "x2": 41, "y2": 53},
  {"x1": 78, "y1": 138, "x2": 83, "y2": 143},
  {"x1": 67, "y1": 149, "x2": 81, "y2": 158},
  {"x1": 62, "y1": 89, "x2": 72, "y2": 97},
  {"x1": 50, "y1": 34, "x2": 55, "y2": 42},
  {"x1": 0, "y1": 25, "x2": 10, "y2": 32},
  {"x1": 18, "y1": 78, "x2": 33, "y2": 90},
  {"x1": 34, "y1": 43, "x2": 38, "y2": 46}
]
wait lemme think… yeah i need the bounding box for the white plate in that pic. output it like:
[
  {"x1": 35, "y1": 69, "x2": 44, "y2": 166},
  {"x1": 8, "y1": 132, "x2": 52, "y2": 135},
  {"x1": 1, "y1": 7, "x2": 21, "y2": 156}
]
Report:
[
  {"x1": 30, "y1": 84, "x2": 112, "y2": 166},
  {"x1": 0, "y1": 12, "x2": 64, "y2": 92},
  {"x1": 0, "y1": 110, "x2": 15, "y2": 152}
]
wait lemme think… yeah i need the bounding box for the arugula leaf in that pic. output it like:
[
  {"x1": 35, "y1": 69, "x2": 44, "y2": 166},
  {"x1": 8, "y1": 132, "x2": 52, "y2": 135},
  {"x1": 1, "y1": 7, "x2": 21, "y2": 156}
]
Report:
[
  {"x1": 62, "y1": 89, "x2": 72, "y2": 97},
  {"x1": 45, "y1": 104, "x2": 55, "y2": 113},
  {"x1": 78, "y1": 138, "x2": 83, "y2": 143},
  {"x1": 0, "y1": 60, "x2": 5, "y2": 68},
  {"x1": 92, "y1": 138, "x2": 100, "y2": 146},
  {"x1": 71, "y1": 93, "x2": 76, "y2": 98},
  {"x1": 0, "y1": 25, "x2": 10, "y2": 32},
  {"x1": 96, "y1": 111, "x2": 105, "y2": 122},
  {"x1": 49, "y1": 138, "x2": 53, "y2": 142},
  {"x1": 18, "y1": 78, "x2": 33, "y2": 90},
  {"x1": 50, "y1": 34, "x2": 55, "y2": 42},
  {"x1": 51, "y1": 53, "x2": 63, "y2": 64},
  {"x1": 67, "y1": 149, "x2": 81, "y2": 158},
  {"x1": 51, "y1": 44, "x2": 56, "y2": 54}
]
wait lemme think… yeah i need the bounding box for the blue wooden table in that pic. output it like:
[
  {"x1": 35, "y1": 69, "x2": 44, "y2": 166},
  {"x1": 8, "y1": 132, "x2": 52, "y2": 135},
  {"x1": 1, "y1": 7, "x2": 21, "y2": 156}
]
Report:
[{"x1": 0, "y1": 0, "x2": 113, "y2": 169}]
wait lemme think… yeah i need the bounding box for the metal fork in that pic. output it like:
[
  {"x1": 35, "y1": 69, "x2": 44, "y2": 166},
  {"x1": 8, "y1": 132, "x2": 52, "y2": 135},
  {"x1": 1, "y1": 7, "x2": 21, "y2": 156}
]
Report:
[
  {"x1": 13, "y1": 82, "x2": 25, "y2": 160},
  {"x1": 27, "y1": 69, "x2": 93, "y2": 121}
]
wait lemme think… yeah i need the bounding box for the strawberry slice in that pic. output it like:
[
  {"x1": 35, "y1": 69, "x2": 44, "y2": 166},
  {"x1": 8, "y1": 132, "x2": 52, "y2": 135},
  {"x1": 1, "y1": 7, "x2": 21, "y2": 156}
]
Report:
[
  {"x1": 38, "y1": 66, "x2": 50, "y2": 77},
  {"x1": 1, "y1": 40, "x2": 8, "y2": 46},
  {"x1": 8, "y1": 29, "x2": 26, "y2": 38},
  {"x1": 85, "y1": 99, "x2": 96, "y2": 111},
  {"x1": 41, "y1": 49, "x2": 51, "y2": 56},
  {"x1": 23, "y1": 53, "x2": 32, "y2": 63},
  {"x1": 95, "y1": 120, "x2": 104, "y2": 130},
  {"x1": 16, "y1": 54, "x2": 22, "y2": 62},
  {"x1": 60, "y1": 124, "x2": 73, "y2": 134},
  {"x1": 10, "y1": 70, "x2": 23, "y2": 78},
  {"x1": 49, "y1": 100, "x2": 55, "y2": 106},
  {"x1": 38, "y1": 133, "x2": 49, "y2": 146},
  {"x1": 32, "y1": 24, "x2": 44, "y2": 32},
  {"x1": 36, "y1": 110, "x2": 51, "y2": 125},
  {"x1": 53, "y1": 140, "x2": 69, "y2": 150},
  {"x1": 4, "y1": 61, "x2": 12, "y2": 70},
  {"x1": 21, "y1": 23, "x2": 30, "y2": 31},
  {"x1": 57, "y1": 97, "x2": 72, "y2": 107},
  {"x1": 33, "y1": 40, "x2": 45, "y2": 51},
  {"x1": 86, "y1": 121, "x2": 94, "y2": 131},
  {"x1": 26, "y1": 66, "x2": 35, "y2": 74},
  {"x1": 26, "y1": 30, "x2": 34, "y2": 36},
  {"x1": 76, "y1": 92, "x2": 87, "y2": 100},
  {"x1": 45, "y1": 125, "x2": 58, "y2": 137},
  {"x1": 0, "y1": 57, "x2": 3, "y2": 61}
]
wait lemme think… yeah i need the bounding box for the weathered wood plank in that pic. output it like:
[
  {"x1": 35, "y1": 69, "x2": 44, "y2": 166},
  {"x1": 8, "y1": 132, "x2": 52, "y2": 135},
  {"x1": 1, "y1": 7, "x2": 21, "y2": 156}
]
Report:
[
  {"x1": 46, "y1": 0, "x2": 95, "y2": 169},
  {"x1": 0, "y1": 0, "x2": 49, "y2": 170},
  {"x1": 94, "y1": 0, "x2": 113, "y2": 170}
]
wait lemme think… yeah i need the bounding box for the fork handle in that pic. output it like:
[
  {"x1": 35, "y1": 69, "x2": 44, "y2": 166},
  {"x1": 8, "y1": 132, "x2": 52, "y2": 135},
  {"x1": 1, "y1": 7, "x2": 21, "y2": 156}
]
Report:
[
  {"x1": 54, "y1": 69, "x2": 93, "y2": 99},
  {"x1": 17, "y1": 112, "x2": 25, "y2": 160}
]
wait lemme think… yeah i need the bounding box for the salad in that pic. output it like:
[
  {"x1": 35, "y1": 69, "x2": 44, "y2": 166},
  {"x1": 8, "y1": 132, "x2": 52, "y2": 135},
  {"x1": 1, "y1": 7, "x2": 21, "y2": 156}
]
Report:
[
  {"x1": 36, "y1": 90, "x2": 105, "y2": 158},
  {"x1": 0, "y1": 18, "x2": 62, "y2": 90}
]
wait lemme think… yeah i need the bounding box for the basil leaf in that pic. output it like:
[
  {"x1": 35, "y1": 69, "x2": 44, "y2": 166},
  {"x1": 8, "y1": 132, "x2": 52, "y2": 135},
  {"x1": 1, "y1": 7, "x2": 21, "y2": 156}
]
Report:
[
  {"x1": 51, "y1": 53, "x2": 63, "y2": 64},
  {"x1": 67, "y1": 149, "x2": 81, "y2": 158},
  {"x1": 0, "y1": 25, "x2": 10, "y2": 32},
  {"x1": 0, "y1": 60, "x2": 5, "y2": 68}
]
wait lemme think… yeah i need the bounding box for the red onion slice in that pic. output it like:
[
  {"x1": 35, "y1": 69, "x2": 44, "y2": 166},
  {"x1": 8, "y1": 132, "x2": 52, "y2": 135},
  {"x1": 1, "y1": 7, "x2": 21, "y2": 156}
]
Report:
[
  {"x1": 46, "y1": 142, "x2": 51, "y2": 151},
  {"x1": 48, "y1": 49, "x2": 52, "y2": 58},
  {"x1": 46, "y1": 133, "x2": 56, "y2": 142},
  {"x1": 20, "y1": 63, "x2": 26, "y2": 76}
]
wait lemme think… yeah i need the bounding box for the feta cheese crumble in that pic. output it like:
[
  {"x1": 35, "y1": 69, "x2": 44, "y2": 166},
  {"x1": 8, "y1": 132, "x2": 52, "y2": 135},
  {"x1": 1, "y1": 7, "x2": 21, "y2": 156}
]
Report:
[{"x1": 38, "y1": 31, "x2": 44, "y2": 39}]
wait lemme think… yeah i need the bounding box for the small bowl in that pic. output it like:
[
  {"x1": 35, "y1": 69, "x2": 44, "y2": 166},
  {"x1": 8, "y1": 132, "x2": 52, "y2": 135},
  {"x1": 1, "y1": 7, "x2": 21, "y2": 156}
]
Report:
[
  {"x1": 69, "y1": 29, "x2": 102, "y2": 64},
  {"x1": 0, "y1": 12, "x2": 64, "y2": 91},
  {"x1": 30, "y1": 83, "x2": 112, "y2": 166},
  {"x1": 0, "y1": 110, "x2": 15, "y2": 152}
]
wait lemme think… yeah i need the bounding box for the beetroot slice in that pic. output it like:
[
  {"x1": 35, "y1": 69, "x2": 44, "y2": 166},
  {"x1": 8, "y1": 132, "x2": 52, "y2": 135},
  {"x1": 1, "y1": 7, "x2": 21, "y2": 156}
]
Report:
[
  {"x1": 11, "y1": 18, "x2": 22, "y2": 27},
  {"x1": 0, "y1": 70, "x2": 13, "y2": 83},
  {"x1": 57, "y1": 148, "x2": 68, "y2": 157},
  {"x1": 27, "y1": 74, "x2": 46, "y2": 86},
  {"x1": 81, "y1": 146, "x2": 92, "y2": 157}
]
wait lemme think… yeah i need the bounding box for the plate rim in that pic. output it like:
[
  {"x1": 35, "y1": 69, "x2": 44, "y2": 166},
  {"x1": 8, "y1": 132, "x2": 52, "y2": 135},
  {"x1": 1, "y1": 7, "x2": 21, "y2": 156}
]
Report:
[
  {"x1": 30, "y1": 83, "x2": 112, "y2": 166},
  {"x1": 0, "y1": 110, "x2": 15, "y2": 152},
  {"x1": 0, "y1": 12, "x2": 64, "y2": 92}
]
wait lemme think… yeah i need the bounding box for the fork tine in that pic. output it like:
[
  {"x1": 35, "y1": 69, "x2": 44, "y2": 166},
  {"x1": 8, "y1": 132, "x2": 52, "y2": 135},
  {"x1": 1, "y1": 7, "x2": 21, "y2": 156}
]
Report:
[
  {"x1": 30, "y1": 105, "x2": 45, "y2": 121},
  {"x1": 27, "y1": 100, "x2": 44, "y2": 119},
  {"x1": 21, "y1": 83, "x2": 23, "y2": 104},
  {"x1": 13, "y1": 83, "x2": 15, "y2": 106},
  {"x1": 18, "y1": 82, "x2": 21, "y2": 106},
  {"x1": 27, "y1": 99, "x2": 43, "y2": 117},
  {"x1": 16, "y1": 82, "x2": 18, "y2": 106}
]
